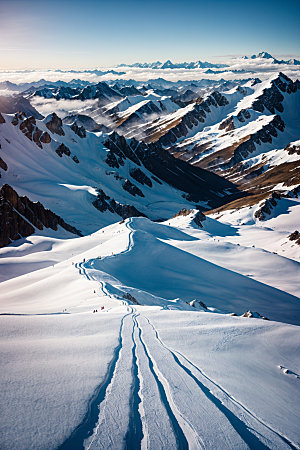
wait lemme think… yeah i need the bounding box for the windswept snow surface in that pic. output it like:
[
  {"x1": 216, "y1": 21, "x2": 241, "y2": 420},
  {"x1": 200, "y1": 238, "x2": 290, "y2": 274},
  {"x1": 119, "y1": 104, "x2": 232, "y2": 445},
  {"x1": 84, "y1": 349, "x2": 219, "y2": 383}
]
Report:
[{"x1": 0, "y1": 215, "x2": 300, "y2": 449}]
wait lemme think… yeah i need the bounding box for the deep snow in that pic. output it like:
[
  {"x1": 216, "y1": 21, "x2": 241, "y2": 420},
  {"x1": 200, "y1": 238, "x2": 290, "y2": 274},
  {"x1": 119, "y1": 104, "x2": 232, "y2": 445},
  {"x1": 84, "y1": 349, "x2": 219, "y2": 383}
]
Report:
[{"x1": 0, "y1": 214, "x2": 299, "y2": 449}]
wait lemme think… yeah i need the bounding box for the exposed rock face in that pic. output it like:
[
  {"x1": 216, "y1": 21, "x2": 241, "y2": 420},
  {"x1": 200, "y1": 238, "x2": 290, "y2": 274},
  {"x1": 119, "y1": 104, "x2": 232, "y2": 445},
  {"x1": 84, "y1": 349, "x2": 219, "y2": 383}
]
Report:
[
  {"x1": 71, "y1": 122, "x2": 86, "y2": 138},
  {"x1": 123, "y1": 292, "x2": 140, "y2": 305},
  {"x1": 104, "y1": 132, "x2": 141, "y2": 167},
  {"x1": 92, "y1": 188, "x2": 146, "y2": 219},
  {"x1": 193, "y1": 210, "x2": 206, "y2": 227},
  {"x1": 171, "y1": 208, "x2": 206, "y2": 227},
  {"x1": 254, "y1": 191, "x2": 281, "y2": 220},
  {"x1": 129, "y1": 168, "x2": 152, "y2": 187},
  {"x1": 220, "y1": 115, "x2": 285, "y2": 169},
  {"x1": 242, "y1": 310, "x2": 269, "y2": 320},
  {"x1": 252, "y1": 73, "x2": 298, "y2": 114},
  {"x1": 172, "y1": 208, "x2": 193, "y2": 218},
  {"x1": 12, "y1": 113, "x2": 51, "y2": 148},
  {"x1": 45, "y1": 113, "x2": 65, "y2": 136},
  {"x1": 219, "y1": 116, "x2": 235, "y2": 131},
  {"x1": 236, "y1": 109, "x2": 251, "y2": 122},
  {"x1": 156, "y1": 91, "x2": 229, "y2": 147},
  {"x1": 122, "y1": 179, "x2": 144, "y2": 197},
  {"x1": 0, "y1": 112, "x2": 5, "y2": 124},
  {"x1": 103, "y1": 131, "x2": 239, "y2": 208},
  {"x1": 0, "y1": 144, "x2": 8, "y2": 175},
  {"x1": 20, "y1": 117, "x2": 43, "y2": 148},
  {"x1": 289, "y1": 230, "x2": 300, "y2": 245},
  {"x1": 12, "y1": 112, "x2": 79, "y2": 161},
  {"x1": 190, "y1": 299, "x2": 208, "y2": 310},
  {"x1": 0, "y1": 156, "x2": 7, "y2": 172},
  {"x1": 11, "y1": 111, "x2": 26, "y2": 126},
  {"x1": 40, "y1": 132, "x2": 51, "y2": 144},
  {"x1": 0, "y1": 184, "x2": 82, "y2": 247},
  {"x1": 56, "y1": 143, "x2": 71, "y2": 157},
  {"x1": 285, "y1": 142, "x2": 300, "y2": 155}
]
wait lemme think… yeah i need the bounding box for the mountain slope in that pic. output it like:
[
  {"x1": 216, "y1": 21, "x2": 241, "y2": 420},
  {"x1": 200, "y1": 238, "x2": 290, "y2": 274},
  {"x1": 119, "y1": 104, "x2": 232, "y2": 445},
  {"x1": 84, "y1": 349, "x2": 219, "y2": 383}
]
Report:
[{"x1": 0, "y1": 111, "x2": 240, "y2": 236}]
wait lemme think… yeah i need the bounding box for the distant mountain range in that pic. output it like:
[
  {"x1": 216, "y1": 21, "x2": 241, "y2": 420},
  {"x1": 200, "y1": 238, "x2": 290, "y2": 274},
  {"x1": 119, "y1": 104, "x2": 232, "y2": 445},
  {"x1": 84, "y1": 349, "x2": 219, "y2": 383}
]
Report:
[
  {"x1": 244, "y1": 51, "x2": 300, "y2": 65},
  {"x1": 118, "y1": 59, "x2": 228, "y2": 69}
]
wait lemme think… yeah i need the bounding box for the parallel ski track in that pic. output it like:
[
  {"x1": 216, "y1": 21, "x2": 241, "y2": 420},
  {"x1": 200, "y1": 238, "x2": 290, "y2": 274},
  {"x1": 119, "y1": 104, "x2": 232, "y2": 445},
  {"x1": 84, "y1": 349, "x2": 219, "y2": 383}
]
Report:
[
  {"x1": 71, "y1": 218, "x2": 299, "y2": 450},
  {"x1": 133, "y1": 313, "x2": 190, "y2": 450},
  {"x1": 142, "y1": 315, "x2": 299, "y2": 450}
]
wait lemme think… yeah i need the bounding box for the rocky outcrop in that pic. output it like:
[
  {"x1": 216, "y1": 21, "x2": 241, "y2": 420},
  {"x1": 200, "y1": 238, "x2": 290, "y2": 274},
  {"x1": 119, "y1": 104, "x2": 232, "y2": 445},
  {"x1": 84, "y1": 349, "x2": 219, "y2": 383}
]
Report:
[
  {"x1": 45, "y1": 113, "x2": 65, "y2": 136},
  {"x1": 56, "y1": 143, "x2": 71, "y2": 157},
  {"x1": 0, "y1": 143, "x2": 8, "y2": 177},
  {"x1": 242, "y1": 310, "x2": 269, "y2": 320},
  {"x1": 92, "y1": 188, "x2": 146, "y2": 219},
  {"x1": 0, "y1": 112, "x2": 5, "y2": 124},
  {"x1": 193, "y1": 210, "x2": 206, "y2": 227},
  {"x1": 219, "y1": 116, "x2": 235, "y2": 131},
  {"x1": 122, "y1": 179, "x2": 144, "y2": 197},
  {"x1": 172, "y1": 208, "x2": 194, "y2": 218},
  {"x1": 12, "y1": 113, "x2": 51, "y2": 148},
  {"x1": 104, "y1": 132, "x2": 141, "y2": 167},
  {"x1": 254, "y1": 192, "x2": 281, "y2": 220},
  {"x1": 129, "y1": 168, "x2": 152, "y2": 187},
  {"x1": 289, "y1": 230, "x2": 300, "y2": 245},
  {"x1": 236, "y1": 109, "x2": 251, "y2": 123},
  {"x1": 54, "y1": 142, "x2": 79, "y2": 163},
  {"x1": 11, "y1": 111, "x2": 26, "y2": 126},
  {"x1": 171, "y1": 208, "x2": 206, "y2": 227},
  {"x1": 71, "y1": 122, "x2": 86, "y2": 138},
  {"x1": 0, "y1": 184, "x2": 82, "y2": 247},
  {"x1": 252, "y1": 73, "x2": 298, "y2": 114},
  {"x1": 0, "y1": 143, "x2": 7, "y2": 175},
  {"x1": 190, "y1": 299, "x2": 208, "y2": 310},
  {"x1": 40, "y1": 131, "x2": 51, "y2": 144},
  {"x1": 0, "y1": 156, "x2": 7, "y2": 172},
  {"x1": 285, "y1": 142, "x2": 300, "y2": 155},
  {"x1": 123, "y1": 292, "x2": 140, "y2": 305}
]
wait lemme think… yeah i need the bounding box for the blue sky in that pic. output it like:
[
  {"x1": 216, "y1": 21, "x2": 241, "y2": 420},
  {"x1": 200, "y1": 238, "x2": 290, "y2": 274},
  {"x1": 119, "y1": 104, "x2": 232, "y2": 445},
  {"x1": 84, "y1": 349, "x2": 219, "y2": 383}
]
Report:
[{"x1": 0, "y1": 0, "x2": 299, "y2": 69}]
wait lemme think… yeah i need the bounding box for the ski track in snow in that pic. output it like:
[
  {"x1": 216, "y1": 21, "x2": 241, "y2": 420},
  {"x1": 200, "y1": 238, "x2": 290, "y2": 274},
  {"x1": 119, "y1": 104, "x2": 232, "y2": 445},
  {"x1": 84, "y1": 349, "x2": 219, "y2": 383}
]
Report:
[
  {"x1": 65, "y1": 217, "x2": 300, "y2": 449},
  {"x1": 142, "y1": 315, "x2": 299, "y2": 450},
  {"x1": 58, "y1": 304, "x2": 300, "y2": 449}
]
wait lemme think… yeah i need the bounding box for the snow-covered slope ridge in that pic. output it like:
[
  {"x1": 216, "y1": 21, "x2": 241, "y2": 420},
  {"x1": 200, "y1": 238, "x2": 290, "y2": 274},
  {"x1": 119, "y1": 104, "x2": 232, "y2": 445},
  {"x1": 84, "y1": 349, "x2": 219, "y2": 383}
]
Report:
[{"x1": 0, "y1": 213, "x2": 299, "y2": 449}]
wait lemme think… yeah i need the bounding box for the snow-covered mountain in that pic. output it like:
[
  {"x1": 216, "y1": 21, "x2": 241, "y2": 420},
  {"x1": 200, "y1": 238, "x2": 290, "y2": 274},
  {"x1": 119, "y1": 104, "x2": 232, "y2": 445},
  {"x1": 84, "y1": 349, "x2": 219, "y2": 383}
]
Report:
[
  {"x1": 244, "y1": 51, "x2": 300, "y2": 65},
  {"x1": 0, "y1": 110, "x2": 238, "y2": 238},
  {"x1": 1, "y1": 64, "x2": 300, "y2": 450},
  {"x1": 118, "y1": 59, "x2": 228, "y2": 69}
]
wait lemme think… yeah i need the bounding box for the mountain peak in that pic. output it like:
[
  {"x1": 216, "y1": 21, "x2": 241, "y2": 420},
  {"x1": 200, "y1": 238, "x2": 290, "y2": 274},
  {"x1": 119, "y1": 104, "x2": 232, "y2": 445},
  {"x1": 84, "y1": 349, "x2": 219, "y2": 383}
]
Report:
[{"x1": 251, "y1": 51, "x2": 274, "y2": 59}]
